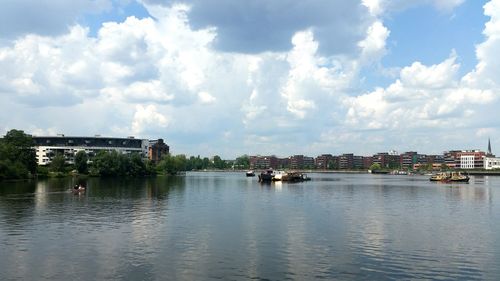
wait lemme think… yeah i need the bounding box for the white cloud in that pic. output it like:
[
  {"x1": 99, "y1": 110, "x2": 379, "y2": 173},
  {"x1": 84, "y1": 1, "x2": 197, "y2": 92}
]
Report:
[
  {"x1": 123, "y1": 80, "x2": 174, "y2": 103},
  {"x1": 197, "y1": 91, "x2": 216, "y2": 104},
  {"x1": 362, "y1": 0, "x2": 383, "y2": 17},
  {"x1": 462, "y1": 0, "x2": 500, "y2": 89},
  {"x1": 358, "y1": 21, "x2": 390, "y2": 64},
  {"x1": 400, "y1": 53, "x2": 459, "y2": 89},
  {"x1": 131, "y1": 104, "x2": 169, "y2": 134},
  {"x1": 1, "y1": 0, "x2": 497, "y2": 157},
  {"x1": 343, "y1": 51, "x2": 497, "y2": 133}
]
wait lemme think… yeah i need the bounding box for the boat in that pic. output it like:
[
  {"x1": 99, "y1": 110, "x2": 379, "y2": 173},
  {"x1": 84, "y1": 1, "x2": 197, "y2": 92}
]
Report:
[
  {"x1": 246, "y1": 170, "x2": 255, "y2": 177},
  {"x1": 429, "y1": 172, "x2": 450, "y2": 182},
  {"x1": 272, "y1": 170, "x2": 287, "y2": 181},
  {"x1": 429, "y1": 172, "x2": 470, "y2": 183},
  {"x1": 258, "y1": 169, "x2": 274, "y2": 182},
  {"x1": 284, "y1": 171, "x2": 311, "y2": 182},
  {"x1": 449, "y1": 172, "x2": 470, "y2": 182},
  {"x1": 72, "y1": 185, "x2": 86, "y2": 194}
]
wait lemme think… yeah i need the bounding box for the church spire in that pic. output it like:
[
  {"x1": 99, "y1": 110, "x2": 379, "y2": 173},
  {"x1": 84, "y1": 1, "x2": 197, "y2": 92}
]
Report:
[{"x1": 488, "y1": 137, "x2": 492, "y2": 155}]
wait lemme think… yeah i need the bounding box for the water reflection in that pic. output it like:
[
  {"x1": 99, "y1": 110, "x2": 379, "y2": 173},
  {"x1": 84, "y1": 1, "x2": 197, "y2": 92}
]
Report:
[{"x1": 1, "y1": 173, "x2": 500, "y2": 280}]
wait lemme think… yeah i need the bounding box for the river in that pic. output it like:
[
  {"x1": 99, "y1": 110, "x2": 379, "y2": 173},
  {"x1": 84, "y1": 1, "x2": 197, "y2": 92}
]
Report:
[{"x1": 1, "y1": 172, "x2": 499, "y2": 280}]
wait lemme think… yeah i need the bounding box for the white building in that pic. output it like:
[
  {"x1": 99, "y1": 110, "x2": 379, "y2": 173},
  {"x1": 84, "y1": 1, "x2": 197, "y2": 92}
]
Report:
[
  {"x1": 33, "y1": 135, "x2": 150, "y2": 165},
  {"x1": 460, "y1": 155, "x2": 475, "y2": 169},
  {"x1": 484, "y1": 157, "x2": 500, "y2": 170}
]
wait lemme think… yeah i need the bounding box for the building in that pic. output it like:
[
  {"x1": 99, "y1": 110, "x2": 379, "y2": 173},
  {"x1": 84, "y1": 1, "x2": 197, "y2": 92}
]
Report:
[
  {"x1": 289, "y1": 155, "x2": 304, "y2": 169},
  {"x1": 363, "y1": 156, "x2": 373, "y2": 169},
  {"x1": 487, "y1": 138, "x2": 494, "y2": 157},
  {"x1": 33, "y1": 135, "x2": 152, "y2": 166},
  {"x1": 148, "y1": 139, "x2": 170, "y2": 164},
  {"x1": 443, "y1": 150, "x2": 461, "y2": 169},
  {"x1": 250, "y1": 155, "x2": 278, "y2": 169},
  {"x1": 339, "y1": 153, "x2": 354, "y2": 169},
  {"x1": 372, "y1": 152, "x2": 400, "y2": 169},
  {"x1": 303, "y1": 156, "x2": 314, "y2": 168},
  {"x1": 484, "y1": 157, "x2": 500, "y2": 170},
  {"x1": 315, "y1": 154, "x2": 334, "y2": 169},
  {"x1": 456, "y1": 150, "x2": 486, "y2": 169},
  {"x1": 400, "y1": 152, "x2": 418, "y2": 169},
  {"x1": 353, "y1": 156, "x2": 364, "y2": 169},
  {"x1": 277, "y1": 157, "x2": 290, "y2": 169}
]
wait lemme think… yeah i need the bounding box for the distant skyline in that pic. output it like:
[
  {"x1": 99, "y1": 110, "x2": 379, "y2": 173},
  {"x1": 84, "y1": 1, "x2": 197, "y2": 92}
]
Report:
[{"x1": 0, "y1": 0, "x2": 498, "y2": 158}]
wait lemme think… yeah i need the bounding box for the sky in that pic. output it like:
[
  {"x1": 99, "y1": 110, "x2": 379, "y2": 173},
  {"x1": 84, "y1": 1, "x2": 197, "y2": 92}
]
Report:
[{"x1": 0, "y1": 0, "x2": 499, "y2": 158}]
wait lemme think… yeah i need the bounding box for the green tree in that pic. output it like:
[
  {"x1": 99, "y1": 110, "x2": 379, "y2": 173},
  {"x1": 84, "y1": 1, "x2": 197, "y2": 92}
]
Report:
[
  {"x1": 0, "y1": 129, "x2": 37, "y2": 174},
  {"x1": 235, "y1": 155, "x2": 250, "y2": 169},
  {"x1": 157, "y1": 154, "x2": 189, "y2": 175},
  {"x1": 0, "y1": 129, "x2": 37, "y2": 178},
  {"x1": 440, "y1": 163, "x2": 450, "y2": 171},
  {"x1": 327, "y1": 159, "x2": 338, "y2": 170},
  {"x1": 50, "y1": 153, "x2": 66, "y2": 173},
  {"x1": 202, "y1": 157, "x2": 210, "y2": 169},
  {"x1": 369, "y1": 163, "x2": 382, "y2": 171},
  {"x1": 89, "y1": 150, "x2": 152, "y2": 177},
  {"x1": 74, "y1": 151, "x2": 88, "y2": 174},
  {"x1": 213, "y1": 155, "x2": 225, "y2": 169}
]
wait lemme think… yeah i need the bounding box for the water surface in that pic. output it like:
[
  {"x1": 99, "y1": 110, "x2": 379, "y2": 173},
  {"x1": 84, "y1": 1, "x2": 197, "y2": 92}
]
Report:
[{"x1": 1, "y1": 172, "x2": 499, "y2": 280}]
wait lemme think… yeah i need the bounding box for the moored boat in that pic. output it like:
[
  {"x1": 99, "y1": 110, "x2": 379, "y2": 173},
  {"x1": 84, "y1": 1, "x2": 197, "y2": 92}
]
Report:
[
  {"x1": 429, "y1": 172, "x2": 449, "y2": 182},
  {"x1": 246, "y1": 170, "x2": 255, "y2": 177},
  {"x1": 72, "y1": 185, "x2": 86, "y2": 194},
  {"x1": 272, "y1": 170, "x2": 287, "y2": 181},
  {"x1": 429, "y1": 172, "x2": 470, "y2": 183},
  {"x1": 449, "y1": 172, "x2": 470, "y2": 182},
  {"x1": 258, "y1": 169, "x2": 274, "y2": 182}
]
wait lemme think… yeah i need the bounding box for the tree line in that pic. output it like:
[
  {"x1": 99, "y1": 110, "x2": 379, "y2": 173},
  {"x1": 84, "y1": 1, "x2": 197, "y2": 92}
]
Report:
[{"x1": 0, "y1": 129, "x2": 251, "y2": 180}]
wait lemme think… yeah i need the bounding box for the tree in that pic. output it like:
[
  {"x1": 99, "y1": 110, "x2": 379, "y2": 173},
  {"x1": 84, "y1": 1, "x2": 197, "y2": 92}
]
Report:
[
  {"x1": 369, "y1": 163, "x2": 382, "y2": 171},
  {"x1": 235, "y1": 155, "x2": 250, "y2": 169},
  {"x1": 0, "y1": 129, "x2": 37, "y2": 179},
  {"x1": 89, "y1": 150, "x2": 152, "y2": 177},
  {"x1": 1, "y1": 129, "x2": 37, "y2": 174},
  {"x1": 50, "y1": 153, "x2": 66, "y2": 173},
  {"x1": 440, "y1": 163, "x2": 450, "y2": 171},
  {"x1": 327, "y1": 159, "x2": 338, "y2": 170},
  {"x1": 213, "y1": 155, "x2": 226, "y2": 169},
  {"x1": 74, "y1": 151, "x2": 88, "y2": 174}
]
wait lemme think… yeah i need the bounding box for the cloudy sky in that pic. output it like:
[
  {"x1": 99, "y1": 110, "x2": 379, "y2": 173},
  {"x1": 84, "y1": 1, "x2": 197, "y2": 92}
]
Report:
[{"x1": 0, "y1": 0, "x2": 499, "y2": 158}]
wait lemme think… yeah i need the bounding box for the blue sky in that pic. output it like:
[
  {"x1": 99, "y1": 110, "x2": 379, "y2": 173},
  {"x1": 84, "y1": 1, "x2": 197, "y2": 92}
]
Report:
[{"x1": 0, "y1": 0, "x2": 499, "y2": 158}]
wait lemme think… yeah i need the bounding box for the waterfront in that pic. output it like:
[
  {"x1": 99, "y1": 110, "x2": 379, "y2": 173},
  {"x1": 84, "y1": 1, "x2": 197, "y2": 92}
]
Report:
[{"x1": 1, "y1": 172, "x2": 500, "y2": 280}]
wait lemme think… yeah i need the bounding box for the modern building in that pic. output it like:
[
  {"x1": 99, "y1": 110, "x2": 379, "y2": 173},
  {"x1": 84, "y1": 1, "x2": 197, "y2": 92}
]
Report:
[
  {"x1": 315, "y1": 154, "x2": 334, "y2": 169},
  {"x1": 372, "y1": 152, "x2": 400, "y2": 169},
  {"x1": 33, "y1": 135, "x2": 166, "y2": 166},
  {"x1": 148, "y1": 139, "x2": 170, "y2": 164},
  {"x1": 484, "y1": 157, "x2": 500, "y2": 170},
  {"x1": 353, "y1": 156, "x2": 364, "y2": 169},
  {"x1": 250, "y1": 155, "x2": 278, "y2": 169},
  {"x1": 443, "y1": 150, "x2": 461, "y2": 169},
  {"x1": 362, "y1": 156, "x2": 373, "y2": 169},
  {"x1": 289, "y1": 155, "x2": 304, "y2": 169},
  {"x1": 400, "y1": 152, "x2": 418, "y2": 169},
  {"x1": 457, "y1": 150, "x2": 486, "y2": 169},
  {"x1": 339, "y1": 153, "x2": 354, "y2": 169}
]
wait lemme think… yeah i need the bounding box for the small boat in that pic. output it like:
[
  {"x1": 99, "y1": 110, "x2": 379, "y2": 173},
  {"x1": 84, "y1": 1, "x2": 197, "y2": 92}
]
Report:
[
  {"x1": 429, "y1": 172, "x2": 470, "y2": 183},
  {"x1": 429, "y1": 172, "x2": 450, "y2": 182},
  {"x1": 72, "y1": 185, "x2": 86, "y2": 194},
  {"x1": 246, "y1": 170, "x2": 255, "y2": 177},
  {"x1": 449, "y1": 172, "x2": 470, "y2": 182},
  {"x1": 272, "y1": 170, "x2": 287, "y2": 181},
  {"x1": 258, "y1": 169, "x2": 274, "y2": 182},
  {"x1": 283, "y1": 171, "x2": 311, "y2": 182}
]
